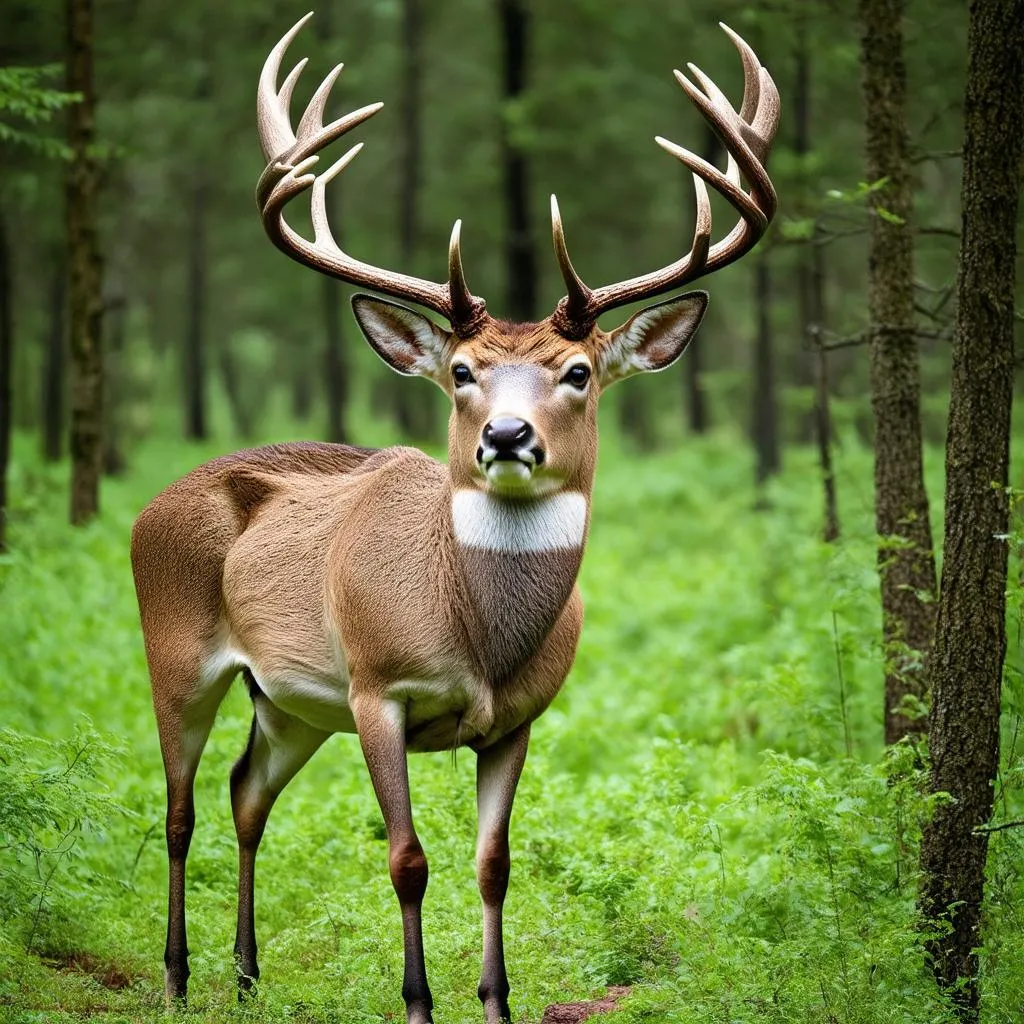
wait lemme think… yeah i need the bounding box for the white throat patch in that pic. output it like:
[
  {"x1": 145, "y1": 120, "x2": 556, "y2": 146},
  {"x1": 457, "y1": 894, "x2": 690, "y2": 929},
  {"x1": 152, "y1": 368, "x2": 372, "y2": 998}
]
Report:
[{"x1": 451, "y1": 490, "x2": 588, "y2": 553}]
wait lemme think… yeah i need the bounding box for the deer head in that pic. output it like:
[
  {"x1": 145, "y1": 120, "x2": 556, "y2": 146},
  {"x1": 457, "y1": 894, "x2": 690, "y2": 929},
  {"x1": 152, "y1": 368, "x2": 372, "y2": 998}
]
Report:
[{"x1": 257, "y1": 13, "x2": 779, "y2": 499}]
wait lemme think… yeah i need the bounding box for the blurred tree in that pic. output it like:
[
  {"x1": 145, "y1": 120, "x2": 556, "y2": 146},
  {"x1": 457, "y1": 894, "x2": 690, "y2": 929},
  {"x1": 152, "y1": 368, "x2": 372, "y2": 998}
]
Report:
[
  {"x1": 792, "y1": 17, "x2": 838, "y2": 541},
  {"x1": 858, "y1": 0, "x2": 937, "y2": 745},
  {"x1": 66, "y1": 0, "x2": 104, "y2": 525},
  {"x1": 751, "y1": 249, "x2": 779, "y2": 489},
  {"x1": 683, "y1": 120, "x2": 719, "y2": 437},
  {"x1": 0, "y1": 210, "x2": 10, "y2": 552},
  {"x1": 918, "y1": 0, "x2": 1024, "y2": 1016},
  {"x1": 183, "y1": 61, "x2": 209, "y2": 442},
  {"x1": 497, "y1": 0, "x2": 536, "y2": 322},
  {"x1": 41, "y1": 255, "x2": 66, "y2": 462}
]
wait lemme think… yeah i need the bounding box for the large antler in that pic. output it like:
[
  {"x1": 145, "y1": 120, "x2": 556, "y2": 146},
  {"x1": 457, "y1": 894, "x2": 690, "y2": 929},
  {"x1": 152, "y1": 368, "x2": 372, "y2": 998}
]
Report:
[
  {"x1": 550, "y1": 24, "x2": 780, "y2": 339},
  {"x1": 256, "y1": 13, "x2": 487, "y2": 336}
]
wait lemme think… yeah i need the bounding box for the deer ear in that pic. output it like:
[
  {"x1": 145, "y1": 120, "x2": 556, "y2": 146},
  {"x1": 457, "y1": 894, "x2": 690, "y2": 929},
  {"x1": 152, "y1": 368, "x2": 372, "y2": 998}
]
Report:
[
  {"x1": 598, "y1": 291, "x2": 708, "y2": 386},
  {"x1": 351, "y1": 294, "x2": 452, "y2": 382}
]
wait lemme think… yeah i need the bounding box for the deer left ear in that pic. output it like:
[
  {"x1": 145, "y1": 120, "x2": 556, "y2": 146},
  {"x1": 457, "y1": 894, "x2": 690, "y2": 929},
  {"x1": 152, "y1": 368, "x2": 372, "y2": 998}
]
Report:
[
  {"x1": 598, "y1": 291, "x2": 709, "y2": 386},
  {"x1": 351, "y1": 294, "x2": 453, "y2": 383}
]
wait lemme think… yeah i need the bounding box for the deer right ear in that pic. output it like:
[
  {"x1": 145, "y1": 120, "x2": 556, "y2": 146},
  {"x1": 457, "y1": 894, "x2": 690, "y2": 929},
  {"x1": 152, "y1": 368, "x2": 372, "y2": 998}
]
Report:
[{"x1": 351, "y1": 295, "x2": 453, "y2": 382}]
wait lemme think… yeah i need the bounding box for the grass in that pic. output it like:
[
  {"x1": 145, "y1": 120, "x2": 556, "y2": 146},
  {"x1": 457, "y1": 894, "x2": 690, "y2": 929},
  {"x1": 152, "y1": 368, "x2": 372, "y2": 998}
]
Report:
[{"x1": 1, "y1": 423, "x2": 1022, "y2": 1023}]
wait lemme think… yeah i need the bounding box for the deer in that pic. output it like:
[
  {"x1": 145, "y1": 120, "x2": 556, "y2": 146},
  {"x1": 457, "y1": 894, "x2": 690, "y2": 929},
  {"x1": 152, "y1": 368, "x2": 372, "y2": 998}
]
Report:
[{"x1": 130, "y1": 13, "x2": 778, "y2": 1023}]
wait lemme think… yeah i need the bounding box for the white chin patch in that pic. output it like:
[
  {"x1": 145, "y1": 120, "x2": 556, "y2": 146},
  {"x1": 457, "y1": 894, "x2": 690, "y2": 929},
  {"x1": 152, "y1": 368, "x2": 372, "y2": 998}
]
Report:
[
  {"x1": 484, "y1": 461, "x2": 533, "y2": 489},
  {"x1": 452, "y1": 490, "x2": 588, "y2": 553}
]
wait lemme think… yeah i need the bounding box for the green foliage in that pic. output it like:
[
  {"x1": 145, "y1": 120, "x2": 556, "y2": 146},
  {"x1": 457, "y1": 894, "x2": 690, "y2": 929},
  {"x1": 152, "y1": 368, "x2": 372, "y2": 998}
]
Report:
[
  {"x1": 0, "y1": 65, "x2": 78, "y2": 158},
  {"x1": 1, "y1": 429, "x2": 1022, "y2": 1021}
]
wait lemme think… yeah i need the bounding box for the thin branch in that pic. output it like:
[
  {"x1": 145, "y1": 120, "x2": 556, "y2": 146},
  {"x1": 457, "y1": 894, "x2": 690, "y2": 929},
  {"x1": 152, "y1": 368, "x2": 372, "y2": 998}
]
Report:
[
  {"x1": 974, "y1": 820, "x2": 1024, "y2": 835},
  {"x1": 911, "y1": 148, "x2": 962, "y2": 165}
]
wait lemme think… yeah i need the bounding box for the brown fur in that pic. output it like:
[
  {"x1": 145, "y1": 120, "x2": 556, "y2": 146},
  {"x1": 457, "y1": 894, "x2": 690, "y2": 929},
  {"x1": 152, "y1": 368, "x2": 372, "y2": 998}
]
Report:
[{"x1": 132, "y1": 298, "x2": 704, "y2": 1021}]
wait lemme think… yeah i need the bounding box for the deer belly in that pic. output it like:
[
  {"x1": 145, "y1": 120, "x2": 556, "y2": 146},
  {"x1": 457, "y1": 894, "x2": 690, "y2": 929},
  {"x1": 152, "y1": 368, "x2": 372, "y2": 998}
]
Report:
[
  {"x1": 391, "y1": 677, "x2": 495, "y2": 753},
  {"x1": 254, "y1": 668, "x2": 357, "y2": 734}
]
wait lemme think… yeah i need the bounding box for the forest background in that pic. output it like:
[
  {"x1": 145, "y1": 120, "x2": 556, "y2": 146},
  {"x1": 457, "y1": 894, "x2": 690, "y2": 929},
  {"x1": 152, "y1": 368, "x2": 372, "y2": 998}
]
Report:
[{"x1": 2, "y1": 0, "x2": 1024, "y2": 1022}]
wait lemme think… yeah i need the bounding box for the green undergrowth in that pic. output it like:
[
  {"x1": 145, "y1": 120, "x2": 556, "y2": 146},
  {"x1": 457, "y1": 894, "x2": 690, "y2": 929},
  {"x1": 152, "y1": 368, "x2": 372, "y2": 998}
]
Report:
[{"x1": 1, "y1": 428, "x2": 1022, "y2": 1023}]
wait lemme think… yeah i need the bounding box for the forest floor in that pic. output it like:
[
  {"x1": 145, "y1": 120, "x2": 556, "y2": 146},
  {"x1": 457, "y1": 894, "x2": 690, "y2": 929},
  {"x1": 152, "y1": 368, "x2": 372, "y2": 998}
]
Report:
[{"x1": 1, "y1": 428, "x2": 1023, "y2": 1023}]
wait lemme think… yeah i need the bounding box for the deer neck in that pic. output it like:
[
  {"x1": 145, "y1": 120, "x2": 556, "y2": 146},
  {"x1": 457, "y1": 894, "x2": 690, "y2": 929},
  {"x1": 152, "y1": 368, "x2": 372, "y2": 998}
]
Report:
[{"x1": 448, "y1": 483, "x2": 589, "y2": 684}]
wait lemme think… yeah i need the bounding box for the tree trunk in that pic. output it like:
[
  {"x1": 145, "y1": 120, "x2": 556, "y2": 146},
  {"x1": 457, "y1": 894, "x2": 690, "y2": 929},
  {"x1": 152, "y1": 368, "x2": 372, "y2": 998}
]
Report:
[
  {"x1": 684, "y1": 121, "x2": 718, "y2": 436},
  {"x1": 102, "y1": 298, "x2": 126, "y2": 475},
  {"x1": 183, "y1": 174, "x2": 207, "y2": 441},
  {"x1": 0, "y1": 210, "x2": 12, "y2": 552},
  {"x1": 66, "y1": 0, "x2": 104, "y2": 525},
  {"x1": 858, "y1": 0, "x2": 937, "y2": 745},
  {"x1": 918, "y1": 1, "x2": 1024, "y2": 1016},
  {"x1": 391, "y1": 0, "x2": 436, "y2": 441},
  {"x1": 805, "y1": 226, "x2": 839, "y2": 542},
  {"x1": 498, "y1": 0, "x2": 536, "y2": 322},
  {"x1": 618, "y1": 385, "x2": 656, "y2": 452},
  {"x1": 751, "y1": 250, "x2": 779, "y2": 488},
  {"x1": 42, "y1": 257, "x2": 66, "y2": 462},
  {"x1": 323, "y1": 276, "x2": 347, "y2": 444},
  {"x1": 791, "y1": 16, "x2": 816, "y2": 442},
  {"x1": 217, "y1": 342, "x2": 254, "y2": 440},
  {"x1": 318, "y1": 7, "x2": 349, "y2": 445}
]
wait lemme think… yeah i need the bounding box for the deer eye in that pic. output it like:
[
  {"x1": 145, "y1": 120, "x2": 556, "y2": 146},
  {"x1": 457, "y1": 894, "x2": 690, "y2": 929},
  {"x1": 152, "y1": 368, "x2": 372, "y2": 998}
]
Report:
[
  {"x1": 562, "y1": 364, "x2": 591, "y2": 390},
  {"x1": 452, "y1": 363, "x2": 476, "y2": 387}
]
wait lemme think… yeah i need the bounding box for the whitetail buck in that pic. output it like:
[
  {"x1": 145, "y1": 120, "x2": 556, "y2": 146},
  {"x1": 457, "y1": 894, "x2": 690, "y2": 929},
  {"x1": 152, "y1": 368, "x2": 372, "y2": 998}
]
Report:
[{"x1": 131, "y1": 13, "x2": 778, "y2": 1023}]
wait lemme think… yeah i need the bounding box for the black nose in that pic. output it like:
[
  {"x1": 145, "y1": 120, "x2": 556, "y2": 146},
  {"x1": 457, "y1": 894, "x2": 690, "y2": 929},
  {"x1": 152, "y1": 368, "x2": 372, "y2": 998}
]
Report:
[{"x1": 482, "y1": 416, "x2": 533, "y2": 456}]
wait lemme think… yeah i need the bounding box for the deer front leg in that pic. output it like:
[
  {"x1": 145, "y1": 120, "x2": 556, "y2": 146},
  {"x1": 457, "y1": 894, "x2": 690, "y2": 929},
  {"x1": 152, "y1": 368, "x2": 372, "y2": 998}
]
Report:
[
  {"x1": 352, "y1": 694, "x2": 433, "y2": 1024},
  {"x1": 475, "y1": 723, "x2": 530, "y2": 1024}
]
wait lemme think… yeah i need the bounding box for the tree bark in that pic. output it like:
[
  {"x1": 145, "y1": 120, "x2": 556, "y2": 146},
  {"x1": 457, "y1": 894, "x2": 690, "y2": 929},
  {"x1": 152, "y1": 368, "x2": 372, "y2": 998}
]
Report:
[
  {"x1": 0, "y1": 210, "x2": 12, "y2": 552},
  {"x1": 498, "y1": 0, "x2": 536, "y2": 322},
  {"x1": 752, "y1": 250, "x2": 779, "y2": 488},
  {"x1": 918, "y1": 1, "x2": 1024, "y2": 1016},
  {"x1": 66, "y1": 0, "x2": 104, "y2": 525},
  {"x1": 858, "y1": 0, "x2": 937, "y2": 744},
  {"x1": 42, "y1": 257, "x2": 66, "y2": 462}
]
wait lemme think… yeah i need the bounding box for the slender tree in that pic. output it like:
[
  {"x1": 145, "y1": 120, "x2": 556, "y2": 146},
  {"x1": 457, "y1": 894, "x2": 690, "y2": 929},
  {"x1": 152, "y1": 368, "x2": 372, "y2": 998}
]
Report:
[
  {"x1": 919, "y1": 0, "x2": 1024, "y2": 1015},
  {"x1": 66, "y1": 0, "x2": 104, "y2": 524},
  {"x1": 683, "y1": 121, "x2": 718, "y2": 436},
  {"x1": 390, "y1": 0, "x2": 436, "y2": 441},
  {"x1": 0, "y1": 210, "x2": 11, "y2": 552},
  {"x1": 497, "y1": 0, "x2": 536, "y2": 321},
  {"x1": 183, "y1": 67, "x2": 210, "y2": 442},
  {"x1": 42, "y1": 257, "x2": 66, "y2": 462},
  {"x1": 794, "y1": 28, "x2": 838, "y2": 541},
  {"x1": 858, "y1": 0, "x2": 937, "y2": 744},
  {"x1": 751, "y1": 250, "x2": 779, "y2": 488}
]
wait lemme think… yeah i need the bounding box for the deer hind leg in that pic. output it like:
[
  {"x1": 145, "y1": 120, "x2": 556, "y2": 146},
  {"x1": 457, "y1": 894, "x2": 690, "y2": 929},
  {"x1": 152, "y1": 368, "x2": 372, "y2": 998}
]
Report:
[
  {"x1": 475, "y1": 724, "x2": 530, "y2": 1024},
  {"x1": 152, "y1": 660, "x2": 232, "y2": 1007},
  {"x1": 352, "y1": 693, "x2": 433, "y2": 1024},
  {"x1": 230, "y1": 675, "x2": 330, "y2": 997}
]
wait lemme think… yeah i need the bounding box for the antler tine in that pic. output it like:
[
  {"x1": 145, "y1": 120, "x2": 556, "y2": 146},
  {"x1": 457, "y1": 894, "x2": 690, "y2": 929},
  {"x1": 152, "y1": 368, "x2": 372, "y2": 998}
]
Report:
[
  {"x1": 447, "y1": 221, "x2": 482, "y2": 330},
  {"x1": 257, "y1": 12, "x2": 313, "y2": 161},
  {"x1": 297, "y1": 62, "x2": 345, "y2": 141},
  {"x1": 552, "y1": 25, "x2": 780, "y2": 334},
  {"x1": 550, "y1": 195, "x2": 593, "y2": 332},
  {"x1": 256, "y1": 16, "x2": 488, "y2": 335},
  {"x1": 719, "y1": 22, "x2": 761, "y2": 123}
]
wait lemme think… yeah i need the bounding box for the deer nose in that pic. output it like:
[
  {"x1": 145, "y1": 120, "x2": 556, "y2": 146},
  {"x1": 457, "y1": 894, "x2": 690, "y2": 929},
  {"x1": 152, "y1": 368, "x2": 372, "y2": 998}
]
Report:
[{"x1": 482, "y1": 417, "x2": 533, "y2": 457}]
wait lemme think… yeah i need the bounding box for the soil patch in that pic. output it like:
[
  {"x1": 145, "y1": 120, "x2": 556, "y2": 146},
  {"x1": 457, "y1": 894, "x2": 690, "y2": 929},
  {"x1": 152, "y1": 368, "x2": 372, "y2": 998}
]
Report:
[
  {"x1": 43, "y1": 950, "x2": 135, "y2": 990},
  {"x1": 540, "y1": 985, "x2": 631, "y2": 1023}
]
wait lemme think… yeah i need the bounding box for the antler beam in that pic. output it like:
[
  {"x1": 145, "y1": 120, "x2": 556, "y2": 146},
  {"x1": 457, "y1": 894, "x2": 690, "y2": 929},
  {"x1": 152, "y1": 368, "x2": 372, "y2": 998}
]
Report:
[
  {"x1": 256, "y1": 13, "x2": 488, "y2": 336},
  {"x1": 550, "y1": 24, "x2": 780, "y2": 338}
]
